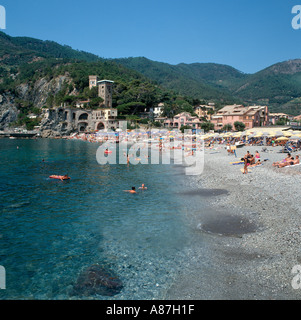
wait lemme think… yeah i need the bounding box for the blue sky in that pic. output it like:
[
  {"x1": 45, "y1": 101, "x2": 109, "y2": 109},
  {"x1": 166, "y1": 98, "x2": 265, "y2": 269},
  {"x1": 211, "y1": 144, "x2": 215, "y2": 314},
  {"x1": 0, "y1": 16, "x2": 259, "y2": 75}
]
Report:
[{"x1": 1, "y1": 0, "x2": 301, "y2": 73}]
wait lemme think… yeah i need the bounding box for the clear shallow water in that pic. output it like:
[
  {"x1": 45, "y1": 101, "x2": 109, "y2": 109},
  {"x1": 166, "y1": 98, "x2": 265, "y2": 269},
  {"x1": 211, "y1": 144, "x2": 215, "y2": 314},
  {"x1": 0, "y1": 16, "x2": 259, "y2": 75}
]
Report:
[{"x1": 0, "y1": 138, "x2": 197, "y2": 300}]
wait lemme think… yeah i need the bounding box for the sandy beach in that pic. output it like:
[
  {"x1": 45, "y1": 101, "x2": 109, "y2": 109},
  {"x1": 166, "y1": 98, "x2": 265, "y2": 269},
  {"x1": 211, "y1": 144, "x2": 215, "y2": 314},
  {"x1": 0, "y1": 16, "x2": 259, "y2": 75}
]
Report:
[{"x1": 165, "y1": 145, "x2": 301, "y2": 300}]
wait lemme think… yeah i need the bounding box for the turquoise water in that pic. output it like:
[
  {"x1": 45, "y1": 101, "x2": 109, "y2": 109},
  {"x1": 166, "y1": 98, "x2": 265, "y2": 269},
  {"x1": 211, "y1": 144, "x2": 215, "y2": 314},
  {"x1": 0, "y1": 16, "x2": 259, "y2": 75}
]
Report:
[{"x1": 0, "y1": 138, "x2": 192, "y2": 299}]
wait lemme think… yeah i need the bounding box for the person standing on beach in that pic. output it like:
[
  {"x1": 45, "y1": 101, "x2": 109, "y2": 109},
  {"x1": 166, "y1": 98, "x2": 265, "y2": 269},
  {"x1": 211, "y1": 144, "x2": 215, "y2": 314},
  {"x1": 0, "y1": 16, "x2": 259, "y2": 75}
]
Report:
[{"x1": 242, "y1": 157, "x2": 248, "y2": 174}]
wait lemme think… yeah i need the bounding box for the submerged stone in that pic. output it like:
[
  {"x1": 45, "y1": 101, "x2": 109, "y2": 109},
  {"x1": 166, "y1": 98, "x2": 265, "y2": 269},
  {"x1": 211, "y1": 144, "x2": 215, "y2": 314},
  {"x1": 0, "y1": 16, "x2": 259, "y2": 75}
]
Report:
[{"x1": 72, "y1": 264, "x2": 123, "y2": 297}]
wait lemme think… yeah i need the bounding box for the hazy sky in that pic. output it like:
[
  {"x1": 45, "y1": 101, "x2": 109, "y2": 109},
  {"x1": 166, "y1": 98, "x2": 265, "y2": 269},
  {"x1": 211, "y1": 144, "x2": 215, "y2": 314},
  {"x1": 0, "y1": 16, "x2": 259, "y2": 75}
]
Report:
[{"x1": 1, "y1": 0, "x2": 301, "y2": 73}]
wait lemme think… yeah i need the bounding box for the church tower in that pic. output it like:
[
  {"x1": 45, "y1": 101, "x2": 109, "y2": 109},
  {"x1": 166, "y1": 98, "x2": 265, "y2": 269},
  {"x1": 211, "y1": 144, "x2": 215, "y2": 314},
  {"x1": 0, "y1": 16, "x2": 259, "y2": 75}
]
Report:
[
  {"x1": 98, "y1": 80, "x2": 114, "y2": 108},
  {"x1": 89, "y1": 75, "x2": 99, "y2": 89}
]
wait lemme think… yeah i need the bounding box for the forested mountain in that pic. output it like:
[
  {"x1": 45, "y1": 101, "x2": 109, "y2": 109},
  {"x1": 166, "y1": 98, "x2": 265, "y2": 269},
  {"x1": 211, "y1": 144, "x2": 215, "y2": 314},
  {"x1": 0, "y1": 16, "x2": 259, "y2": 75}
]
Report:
[
  {"x1": 0, "y1": 32, "x2": 200, "y2": 130},
  {"x1": 0, "y1": 31, "x2": 101, "y2": 67},
  {"x1": 114, "y1": 57, "x2": 301, "y2": 115},
  {"x1": 231, "y1": 59, "x2": 301, "y2": 114},
  {"x1": 113, "y1": 57, "x2": 243, "y2": 105},
  {"x1": 1, "y1": 30, "x2": 301, "y2": 132}
]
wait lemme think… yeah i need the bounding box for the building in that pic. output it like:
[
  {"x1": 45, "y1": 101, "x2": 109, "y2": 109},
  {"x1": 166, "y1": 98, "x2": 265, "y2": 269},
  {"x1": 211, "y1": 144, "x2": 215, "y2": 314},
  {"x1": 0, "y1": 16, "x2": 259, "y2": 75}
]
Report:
[
  {"x1": 194, "y1": 105, "x2": 215, "y2": 120},
  {"x1": 89, "y1": 76, "x2": 114, "y2": 108},
  {"x1": 44, "y1": 106, "x2": 118, "y2": 132},
  {"x1": 153, "y1": 103, "x2": 164, "y2": 118},
  {"x1": 268, "y1": 113, "x2": 290, "y2": 125},
  {"x1": 164, "y1": 112, "x2": 202, "y2": 129},
  {"x1": 211, "y1": 104, "x2": 269, "y2": 131},
  {"x1": 42, "y1": 77, "x2": 119, "y2": 133}
]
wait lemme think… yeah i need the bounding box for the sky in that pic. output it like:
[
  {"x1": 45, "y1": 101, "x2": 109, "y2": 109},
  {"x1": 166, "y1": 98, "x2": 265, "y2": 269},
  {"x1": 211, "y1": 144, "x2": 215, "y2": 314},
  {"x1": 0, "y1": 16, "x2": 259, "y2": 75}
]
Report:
[{"x1": 1, "y1": 0, "x2": 301, "y2": 73}]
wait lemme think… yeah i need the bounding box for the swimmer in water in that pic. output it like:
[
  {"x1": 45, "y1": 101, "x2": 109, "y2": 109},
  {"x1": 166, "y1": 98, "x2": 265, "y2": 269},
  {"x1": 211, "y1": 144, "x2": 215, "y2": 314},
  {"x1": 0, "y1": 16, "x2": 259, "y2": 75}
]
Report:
[
  {"x1": 124, "y1": 187, "x2": 136, "y2": 193},
  {"x1": 139, "y1": 184, "x2": 147, "y2": 190}
]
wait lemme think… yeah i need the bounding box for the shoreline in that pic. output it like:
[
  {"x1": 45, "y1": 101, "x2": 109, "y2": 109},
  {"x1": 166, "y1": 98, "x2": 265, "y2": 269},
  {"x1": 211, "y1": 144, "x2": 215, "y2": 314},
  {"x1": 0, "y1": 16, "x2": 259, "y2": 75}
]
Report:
[{"x1": 165, "y1": 145, "x2": 301, "y2": 299}]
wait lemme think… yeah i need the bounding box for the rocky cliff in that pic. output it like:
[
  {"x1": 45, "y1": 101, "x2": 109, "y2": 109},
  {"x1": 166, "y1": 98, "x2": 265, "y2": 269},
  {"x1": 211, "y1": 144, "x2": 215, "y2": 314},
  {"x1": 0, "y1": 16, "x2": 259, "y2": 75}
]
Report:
[
  {"x1": 0, "y1": 93, "x2": 18, "y2": 130},
  {"x1": 0, "y1": 74, "x2": 73, "y2": 134}
]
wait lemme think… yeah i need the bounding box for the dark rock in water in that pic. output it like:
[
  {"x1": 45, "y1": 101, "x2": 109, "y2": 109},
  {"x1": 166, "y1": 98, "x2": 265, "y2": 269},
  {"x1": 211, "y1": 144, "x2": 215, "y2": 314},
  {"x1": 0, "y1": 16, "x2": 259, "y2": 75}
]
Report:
[{"x1": 72, "y1": 264, "x2": 123, "y2": 297}]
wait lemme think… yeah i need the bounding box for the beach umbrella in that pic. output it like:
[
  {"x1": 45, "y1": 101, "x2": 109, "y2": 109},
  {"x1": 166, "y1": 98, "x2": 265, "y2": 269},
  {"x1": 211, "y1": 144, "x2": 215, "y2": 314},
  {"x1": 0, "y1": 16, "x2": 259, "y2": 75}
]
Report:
[
  {"x1": 261, "y1": 131, "x2": 270, "y2": 137},
  {"x1": 276, "y1": 137, "x2": 289, "y2": 141},
  {"x1": 254, "y1": 132, "x2": 263, "y2": 138},
  {"x1": 289, "y1": 135, "x2": 301, "y2": 140},
  {"x1": 283, "y1": 131, "x2": 292, "y2": 137},
  {"x1": 274, "y1": 131, "x2": 284, "y2": 137}
]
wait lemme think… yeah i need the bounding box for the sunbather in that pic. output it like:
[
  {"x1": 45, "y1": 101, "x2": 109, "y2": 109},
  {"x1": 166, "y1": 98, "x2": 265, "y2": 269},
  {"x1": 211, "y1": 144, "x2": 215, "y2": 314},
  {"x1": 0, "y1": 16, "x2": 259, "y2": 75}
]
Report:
[
  {"x1": 277, "y1": 155, "x2": 299, "y2": 168},
  {"x1": 272, "y1": 153, "x2": 292, "y2": 167},
  {"x1": 249, "y1": 160, "x2": 262, "y2": 167}
]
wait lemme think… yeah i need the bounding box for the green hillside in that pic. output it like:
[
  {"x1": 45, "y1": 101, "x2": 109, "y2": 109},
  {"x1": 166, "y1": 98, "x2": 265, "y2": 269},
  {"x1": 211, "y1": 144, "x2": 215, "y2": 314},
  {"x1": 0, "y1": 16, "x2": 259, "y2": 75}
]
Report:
[
  {"x1": 113, "y1": 57, "x2": 301, "y2": 115},
  {"x1": 0, "y1": 33, "x2": 202, "y2": 127},
  {"x1": 1, "y1": 31, "x2": 301, "y2": 118},
  {"x1": 0, "y1": 31, "x2": 101, "y2": 67},
  {"x1": 113, "y1": 57, "x2": 242, "y2": 104}
]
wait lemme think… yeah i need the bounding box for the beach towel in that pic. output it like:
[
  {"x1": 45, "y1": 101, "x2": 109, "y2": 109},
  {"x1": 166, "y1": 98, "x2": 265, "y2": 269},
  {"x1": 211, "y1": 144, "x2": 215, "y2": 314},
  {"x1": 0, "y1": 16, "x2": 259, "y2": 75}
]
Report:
[
  {"x1": 285, "y1": 163, "x2": 301, "y2": 168},
  {"x1": 230, "y1": 161, "x2": 244, "y2": 165}
]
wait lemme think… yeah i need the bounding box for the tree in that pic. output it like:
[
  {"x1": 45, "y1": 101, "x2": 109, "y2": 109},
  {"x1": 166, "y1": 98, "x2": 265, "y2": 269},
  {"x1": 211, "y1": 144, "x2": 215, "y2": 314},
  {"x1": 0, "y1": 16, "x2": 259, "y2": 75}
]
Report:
[
  {"x1": 222, "y1": 124, "x2": 233, "y2": 131},
  {"x1": 200, "y1": 122, "x2": 214, "y2": 132},
  {"x1": 234, "y1": 121, "x2": 246, "y2": 131},
  {"x1": 153, "y1": 121, "x2": 162, "y2": 128},
  {"x1": 275, "y1": 117, "x2": 287, "y2": 126},
  {"x1": 180, "y1": 125, "x2": 192, "y2": 133}
]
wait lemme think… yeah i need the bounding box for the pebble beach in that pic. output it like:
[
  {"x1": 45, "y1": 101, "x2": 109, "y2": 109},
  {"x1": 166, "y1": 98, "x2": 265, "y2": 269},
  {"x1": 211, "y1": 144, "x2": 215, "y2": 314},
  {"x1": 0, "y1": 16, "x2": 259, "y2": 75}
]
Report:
[{"x1": 165, "y1": 145, "x2": 301, "y2": 300}]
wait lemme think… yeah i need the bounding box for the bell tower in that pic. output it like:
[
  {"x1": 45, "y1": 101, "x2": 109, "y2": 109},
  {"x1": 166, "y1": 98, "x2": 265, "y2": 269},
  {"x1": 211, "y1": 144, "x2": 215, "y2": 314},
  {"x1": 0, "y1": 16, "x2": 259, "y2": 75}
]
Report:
[
  {"x1": 89, "y1": 75, "x2": 99, "y2": 89},
  {"x1": 98, "y1": 80, "x2": 114, "y2": 108}
]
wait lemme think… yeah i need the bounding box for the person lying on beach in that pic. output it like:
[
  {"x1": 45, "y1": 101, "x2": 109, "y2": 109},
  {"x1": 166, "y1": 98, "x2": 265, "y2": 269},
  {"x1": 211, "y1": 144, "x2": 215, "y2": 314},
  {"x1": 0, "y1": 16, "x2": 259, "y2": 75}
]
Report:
[
  {"x1": 277, "y1": 157, "x2": 295, "y2": 168},
  {"x1": 272, "y1": 153, "x2": 292, "y2": 167},
  {"x1": 277, "y1": 155, "x2": 299, "y2": 168},
  {"x1": 249, "y1": 160, "x2": 262, "y2": 167},
  {"x1": 124, "y1": 187, "x2": 137, "y2": 193}
]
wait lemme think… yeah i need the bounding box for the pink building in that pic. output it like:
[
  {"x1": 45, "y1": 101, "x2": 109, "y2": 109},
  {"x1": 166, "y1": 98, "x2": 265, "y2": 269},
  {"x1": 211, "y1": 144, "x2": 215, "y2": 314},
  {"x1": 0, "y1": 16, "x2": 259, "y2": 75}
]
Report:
[
  {"x1": 268, "y1": 113, "x2": 290, "y2": 125},
  {"x1": 211, "y1": 105, "x2": 269, "y2": 131},
  {"x1": 164, "y1": 112, "x2": 202, "y2": 129}
]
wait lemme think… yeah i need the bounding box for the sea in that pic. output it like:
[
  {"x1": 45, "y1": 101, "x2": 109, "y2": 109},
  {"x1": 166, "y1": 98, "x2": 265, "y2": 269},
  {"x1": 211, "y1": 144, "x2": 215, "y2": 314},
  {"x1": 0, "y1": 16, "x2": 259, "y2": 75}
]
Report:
[{"x1": 0, "y1": 138, "x2": 205, "y2": 300}]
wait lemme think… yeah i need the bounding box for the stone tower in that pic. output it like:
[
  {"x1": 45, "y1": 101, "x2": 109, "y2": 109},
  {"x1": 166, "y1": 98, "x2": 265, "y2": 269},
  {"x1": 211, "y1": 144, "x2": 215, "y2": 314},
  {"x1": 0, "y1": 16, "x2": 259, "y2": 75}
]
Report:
[
  {"x1": 89, "y1": 75, "x2": 99, "y2": 89},
  {"x1": 98, "y1": 80, "x2": 114, "y2": 108}
]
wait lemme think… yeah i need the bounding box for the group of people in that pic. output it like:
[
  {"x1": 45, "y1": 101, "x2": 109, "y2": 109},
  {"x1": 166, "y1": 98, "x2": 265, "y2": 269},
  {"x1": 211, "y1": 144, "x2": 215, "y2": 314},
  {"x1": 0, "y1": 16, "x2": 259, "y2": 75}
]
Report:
[
  {"x1": 241, "y1": 150, "x2": 262, "y2": 174},
  {"x1": 124, "y1": 184, "x2": 147, "y2": 194},
  {"x1": 272, "y1": 153, "x2": 300, "y2": 168}
]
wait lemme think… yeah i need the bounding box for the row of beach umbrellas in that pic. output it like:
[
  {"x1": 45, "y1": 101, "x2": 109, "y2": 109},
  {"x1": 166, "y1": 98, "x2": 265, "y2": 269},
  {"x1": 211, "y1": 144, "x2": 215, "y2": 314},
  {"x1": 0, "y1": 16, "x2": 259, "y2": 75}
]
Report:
[{"x1": 199, "y1": 129, "x2": 301, "y2": 141}]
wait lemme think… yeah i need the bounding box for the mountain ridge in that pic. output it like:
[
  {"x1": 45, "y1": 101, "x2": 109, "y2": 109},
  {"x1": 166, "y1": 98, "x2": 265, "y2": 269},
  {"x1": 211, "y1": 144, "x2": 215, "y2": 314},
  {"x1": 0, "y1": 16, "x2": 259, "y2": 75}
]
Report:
[{"x1": 1, "y1": 31, "x2": 301, "y2": 115}]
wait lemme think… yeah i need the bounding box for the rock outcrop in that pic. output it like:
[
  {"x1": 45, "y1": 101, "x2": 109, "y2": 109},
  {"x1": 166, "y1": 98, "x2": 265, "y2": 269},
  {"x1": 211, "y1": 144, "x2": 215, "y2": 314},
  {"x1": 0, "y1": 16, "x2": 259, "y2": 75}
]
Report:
[
  {"x1": 0, "y1": 74, "x2": 74, "y2": 134},
  {"x1": 72, "y1": 264, "x2": 123, "y2": 297},
  {"x1": 0, "y1": 94, "x2": 18, "y2": 130}
]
